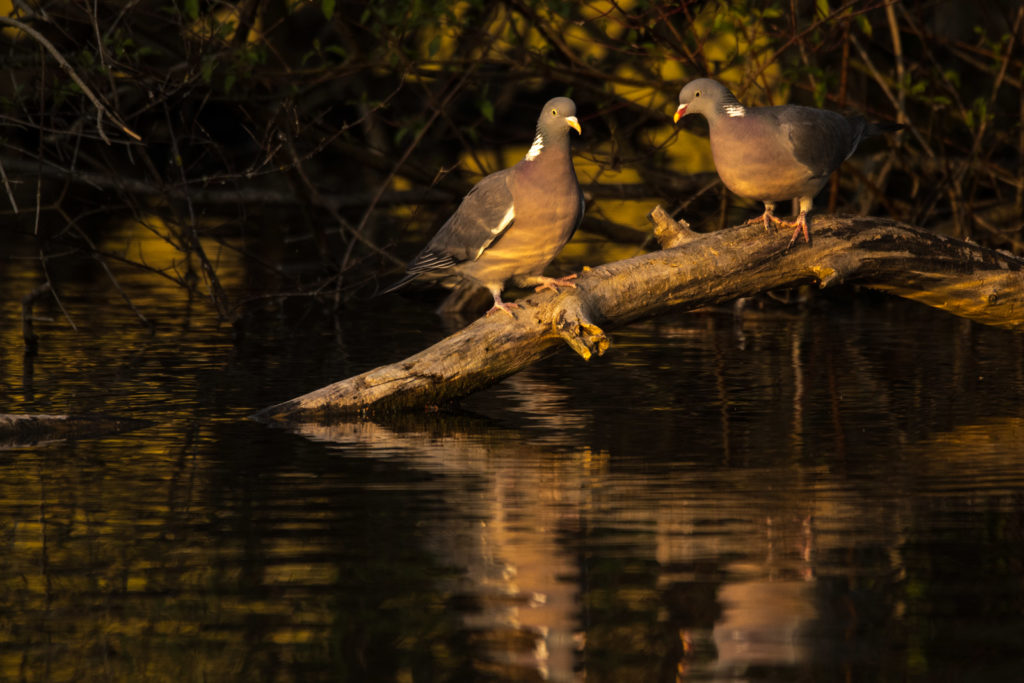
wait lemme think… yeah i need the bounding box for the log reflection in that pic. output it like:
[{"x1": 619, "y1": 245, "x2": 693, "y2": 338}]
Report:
[{"x1": 286, "y1": 396, "x2": 1024, "y2": 682}]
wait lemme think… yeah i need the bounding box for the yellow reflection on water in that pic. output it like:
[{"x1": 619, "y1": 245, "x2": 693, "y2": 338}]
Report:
[{"x1": 286, "y1": 393, "x2": 1024, "y2": 681}]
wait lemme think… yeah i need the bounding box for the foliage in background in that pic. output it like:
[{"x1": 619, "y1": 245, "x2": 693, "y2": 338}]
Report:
[{"x1": 0, "y1": 0, "x2": 1021, "y2": 321}]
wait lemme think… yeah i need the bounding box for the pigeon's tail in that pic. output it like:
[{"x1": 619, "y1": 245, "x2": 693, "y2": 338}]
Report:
[
  {"x1": 375, "y1": 272, "x2": 417, "y2": 297},
  {"x1": 868, "y1": 121, "x2": 905, "y2": 136}
]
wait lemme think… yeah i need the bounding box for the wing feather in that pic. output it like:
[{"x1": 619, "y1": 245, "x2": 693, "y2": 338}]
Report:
[
  {"x1": 406, "y1": 169, "x2": 517, "y2": 275},
  {"x1": 777, "y1": 106, "x2": 858, "y2": 177}
]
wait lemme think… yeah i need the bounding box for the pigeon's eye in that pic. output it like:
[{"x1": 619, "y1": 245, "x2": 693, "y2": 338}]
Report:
[
  {"x1": 695, "y1": 91, "x2": 701, "y2": 97},
  {"x1": 551, "y1": 109, "x2": 558, "y2": 116}
]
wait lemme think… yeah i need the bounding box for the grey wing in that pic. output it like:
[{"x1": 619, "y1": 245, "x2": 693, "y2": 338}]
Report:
[
  {"x1": 779, "y1": 107, "x2": 858, "y2": 178},
  {"x1": 406, "y1": 170, "x2": 516, "y2": 275}
]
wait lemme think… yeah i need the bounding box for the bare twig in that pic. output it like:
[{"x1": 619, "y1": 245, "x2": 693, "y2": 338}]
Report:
[
  {"x1": 162, "y1": 102, "x2": 232, "y2": 320},
  {"x1": 0, "y1": 158, "x2": 18, "y2": 212},
  {"x1": 0, "y1": 15, "x2": 141, "y2": 143},
  {"x1": 280, "y1": 129, "x2": 403, "y2": 267},
  {"x1": 343, "y1": 55, "x2": 484, "y2": 269},
  {"x1": 35, "y1": 248, "x2": 77, "y2": 332},
  {"x1": 849, "y1": 33, "x2": 933, "y2": 157},
  {"x1": 884, "y1": 1, "x2": 905, "y2": 123}
]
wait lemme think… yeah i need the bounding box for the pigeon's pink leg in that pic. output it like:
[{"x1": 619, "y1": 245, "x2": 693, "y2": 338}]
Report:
[
  {"x1": 483, "y1": 287, "x2": 519, "y2": 317},
  {"x1": 785, "y1": 212, "x2": 811, "y2": 248}
]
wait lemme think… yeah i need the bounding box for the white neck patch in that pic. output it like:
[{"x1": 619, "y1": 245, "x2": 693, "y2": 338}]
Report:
[
  {"x1": 723, "y1": 104, "x2": 747, "y2": 117},
  {"x1": 525, "y1": 132, "x2": 544, "y2": 160}
]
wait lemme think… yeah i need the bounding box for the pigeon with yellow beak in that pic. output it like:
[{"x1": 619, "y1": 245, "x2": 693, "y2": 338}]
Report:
[
  {"x1": 674, "y1": 78, "x2": 902, "y2": 246},
  {"x1": 382, "y1": 97, "x2": 584, "y2": 315}
]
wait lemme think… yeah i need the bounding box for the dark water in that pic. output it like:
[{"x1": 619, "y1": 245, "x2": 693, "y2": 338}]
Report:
[{"x1": 3, "y1": 243, "x2": 1024, "y2": 682}]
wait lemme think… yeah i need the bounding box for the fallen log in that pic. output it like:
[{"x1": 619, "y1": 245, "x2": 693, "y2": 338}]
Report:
[{"x1": 254, "y1": 209, "x2": 1024, "y2": 420}]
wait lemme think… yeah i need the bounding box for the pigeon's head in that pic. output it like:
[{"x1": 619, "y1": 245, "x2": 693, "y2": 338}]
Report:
[
  {"x1": 525, "y1": 97, "x2": 581, "y2": 161},
  {"x1": 539, "y1": 97, "x2": 581, "y2": 137},
  {"x1": 674, "y1": 78, "x2": 740, "y2": 123}
]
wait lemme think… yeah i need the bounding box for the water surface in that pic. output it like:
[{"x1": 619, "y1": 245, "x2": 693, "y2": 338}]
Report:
[{"x1": 2, "y1": 250, "x2": 1024, "y2": 681}]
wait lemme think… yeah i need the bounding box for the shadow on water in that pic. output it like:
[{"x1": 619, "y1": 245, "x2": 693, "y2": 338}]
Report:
[{"x1": 3, "y1": 231, "x2": 1024, "y2": 681}]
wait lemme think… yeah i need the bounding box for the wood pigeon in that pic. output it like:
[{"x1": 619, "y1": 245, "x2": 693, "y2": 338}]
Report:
[
  {"x1": 382, "y1": 97, "x2": 584, "y2": 316},
  {"x1": 674, "y1": 78, "x2": 902, "y2": 246}
]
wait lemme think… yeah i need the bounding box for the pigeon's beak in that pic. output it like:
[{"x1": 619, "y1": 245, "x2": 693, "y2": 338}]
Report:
[
  {"x1": 673, "y1": 104, "x2": 687, "y2": 124},
  {"x1": 565, "y1": 116, "x2": 581, "y2": 135}
]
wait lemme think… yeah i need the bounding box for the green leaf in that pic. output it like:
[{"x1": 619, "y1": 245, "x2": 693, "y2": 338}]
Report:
[
  {"x1": 479, "y1": 98, "x2": 494, "y2": 122},
  {"x1": 325, "y1": 45, "x2": 347, "y2": 60},
  {"x1": 855, "y1": 14, "x2": 872, "y2": 37},
  {"x1": 972, "y1": 96, "x2": 988, "y2": 123},
  {"x1": 184, "y1": 0, "x2": 199, "y2": 21},
  {"x1": 813, "y1": 80, "x2": 828, "y2": 107},
  {"x1": 321, "y1": 0, "x2": 335, "y2": 20},
  {"x1": 200, "y1": 57, "x2": 215, "y2": 84}
]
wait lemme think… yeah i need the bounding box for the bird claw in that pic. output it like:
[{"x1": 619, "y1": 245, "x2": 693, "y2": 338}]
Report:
[
  {"x1": 784, "y1": 214, "x2": 811, "y2": 248},
  {"x1": 533, "y1": 274, "x2": 578, "y2": 293},
  {"x1": 742, "y1": 208, "x2": 784, "y2": 232},
  {"x1": 739, "y1": 214, "x2": 768, "y2": 229},
  {"x1": 485, "y1": 301, "x2": 520, "y2": 317}
]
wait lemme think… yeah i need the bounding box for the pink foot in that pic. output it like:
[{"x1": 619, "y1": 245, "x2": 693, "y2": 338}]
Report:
[
  {"x1": 485, "y1": 300, "x2": 519, "y2": 317},
  {"x1": 740, "y1": 204, "x2": 784, "y2": 231},
  {"x1": 533, "y1": 274, "x2": 578, "y2": 293},
  {"x1": 739, "y1": 213, "x2": 767, "y2": 228},
  {"x1": 785, "y1": 213, "x2": 811, "y2": 248}
]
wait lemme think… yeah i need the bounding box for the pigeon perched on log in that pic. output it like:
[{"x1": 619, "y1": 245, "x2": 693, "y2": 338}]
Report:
[
  {"x1": 674, "y1": 78, "x2": 902, "y2": 246},
  {"x1": 381, "y1": 97, "x2": 584, "y2": 316}
]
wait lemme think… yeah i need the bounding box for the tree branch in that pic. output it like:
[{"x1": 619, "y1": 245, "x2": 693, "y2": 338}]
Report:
[
  {"x1": 254, "y1": 211, "x2": 1024, "y2": 421},
  {"x1": 0, "y1": 15, "x2": 141, "y2": 143}
]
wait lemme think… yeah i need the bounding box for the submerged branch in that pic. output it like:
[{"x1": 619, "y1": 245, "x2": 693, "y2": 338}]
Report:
[
  {"x1": 255, "y1": 210, "x2": 1024, "y2": 420},
  {"x1": 0, "y1": 413, "x2": 153, "y2": 447}
]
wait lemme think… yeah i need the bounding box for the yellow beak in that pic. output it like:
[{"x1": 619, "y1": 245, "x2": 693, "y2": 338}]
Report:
[
  {"x1": 673, "y1": 104, "x2": 686, "y2": 124},
  {"x1": 565, "y1": 116, "x2": 581, "y2": 135}
]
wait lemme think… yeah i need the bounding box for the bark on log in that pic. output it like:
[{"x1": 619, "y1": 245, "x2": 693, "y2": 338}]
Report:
[{"x1": 254, "y1": 210, "x2": 1024, "y2": 421}]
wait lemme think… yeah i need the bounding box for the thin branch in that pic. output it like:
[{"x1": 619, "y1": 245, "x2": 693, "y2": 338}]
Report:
[
  {"x1": 162, "y1": 102, "x2": 232, "y2": 320},
  {"x1": 849, "y1": 33, "x2": 933, "y2": 157},
  {"x1": 0, "y1": 15, "x2": 141, "y2": 143},
  {"x1": 884, "y1": 1, "x2": 905, "y2": 123},
  {"x1": 0, "y1": 158, "x2": 18, "y2": 213},
  {"x1": 280, "y1": 128, "x2": 403, "y2": 267},
  {"x1": 36, "y1": 246, "x2": 77, "y2": 332},
  {"x1": 343, "y1": 58, "x2": 483, "y2": 269}
]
